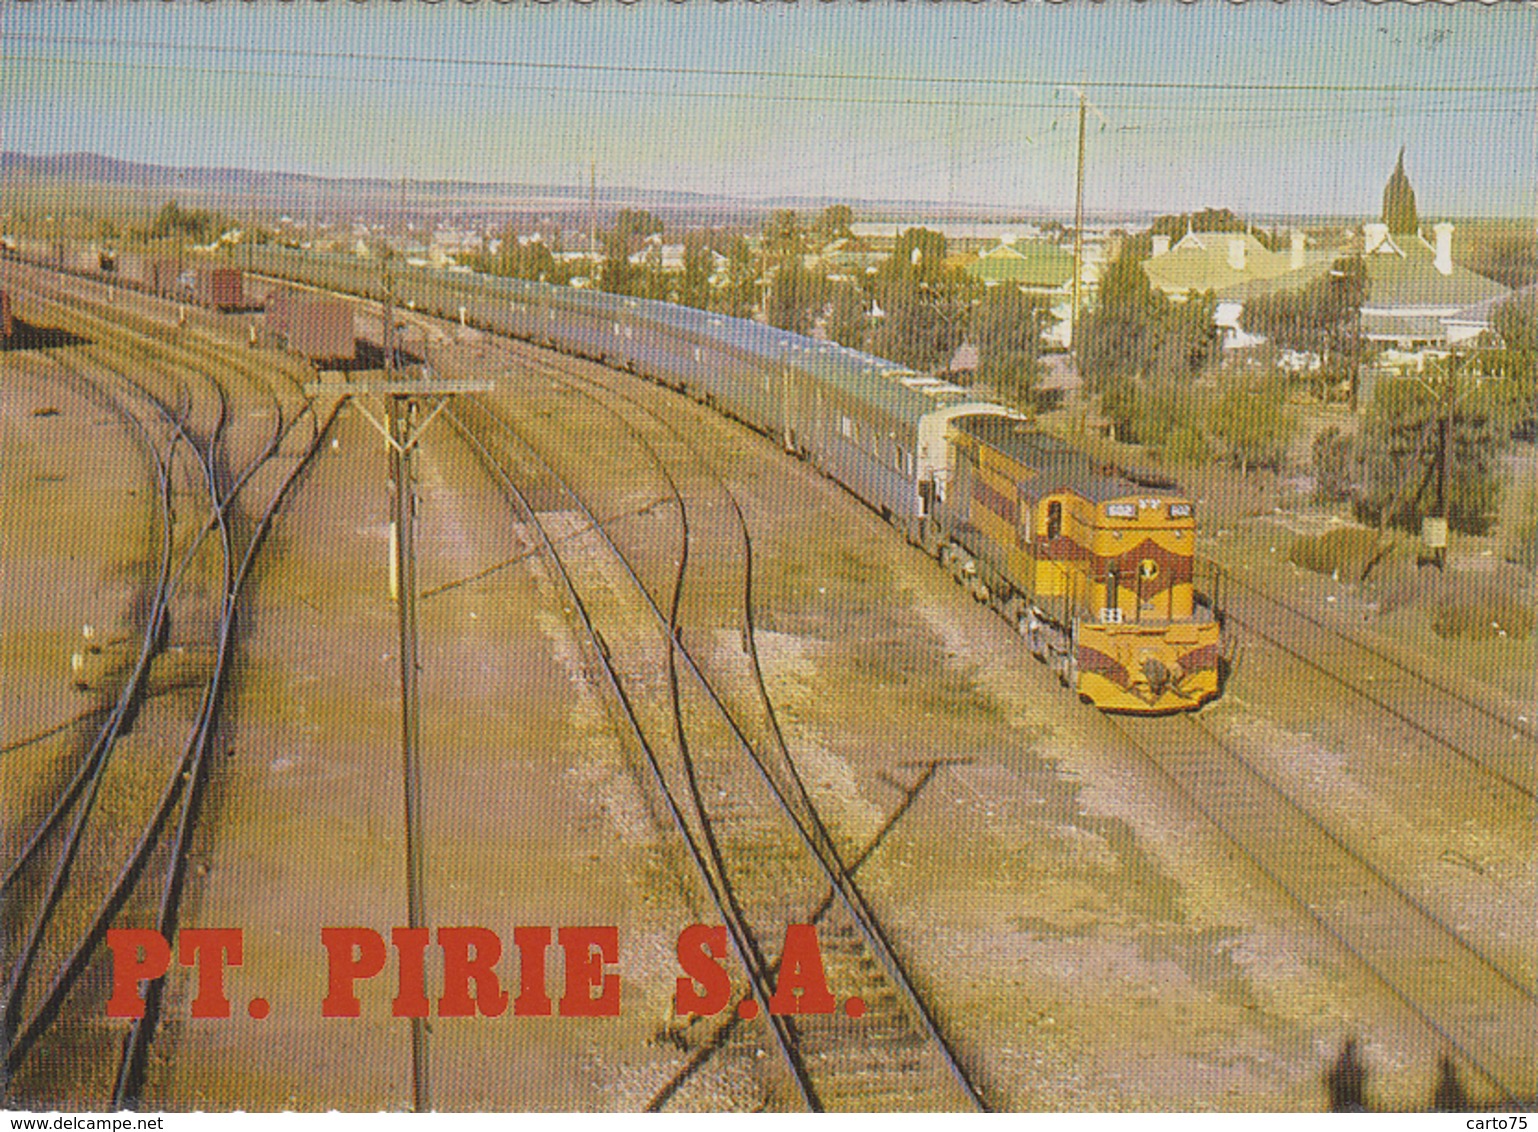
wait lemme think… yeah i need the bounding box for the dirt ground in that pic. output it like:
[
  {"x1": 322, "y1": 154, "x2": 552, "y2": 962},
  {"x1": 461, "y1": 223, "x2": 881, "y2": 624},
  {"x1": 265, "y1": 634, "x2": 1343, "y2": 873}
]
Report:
[{"x1": 7, "y1": 313, "x2": 1531, "y2": 1111}]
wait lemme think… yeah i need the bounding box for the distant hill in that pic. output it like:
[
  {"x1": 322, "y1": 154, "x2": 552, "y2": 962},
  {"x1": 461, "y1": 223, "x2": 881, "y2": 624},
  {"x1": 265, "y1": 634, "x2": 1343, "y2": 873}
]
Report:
[
  {"x1": 0, "y1": 150, "x2": 1075, "y2": 225},
  {"x1": 0, "y1": 150, "x2": 1410, "y2": 231}
]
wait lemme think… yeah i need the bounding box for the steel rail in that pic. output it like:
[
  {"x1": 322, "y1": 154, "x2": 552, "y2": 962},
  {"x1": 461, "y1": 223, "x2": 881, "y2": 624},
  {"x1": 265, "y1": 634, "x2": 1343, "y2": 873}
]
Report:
[
  {"x1": 1109, "y1": 711, "x2": 1532, "y2": 1109},
  {"x1": 457, "y1": 390, "x2": 987, "y2": 1110},
  {"x1": 444, "y1": 407, "x2": 821, "y2": 1109}
]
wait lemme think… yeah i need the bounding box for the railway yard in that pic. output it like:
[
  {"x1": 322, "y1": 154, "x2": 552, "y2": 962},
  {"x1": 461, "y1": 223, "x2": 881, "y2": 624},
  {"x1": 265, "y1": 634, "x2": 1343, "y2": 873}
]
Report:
[{"x1": 1, "y1": 262, "x2": 1534, "y2": 1112}]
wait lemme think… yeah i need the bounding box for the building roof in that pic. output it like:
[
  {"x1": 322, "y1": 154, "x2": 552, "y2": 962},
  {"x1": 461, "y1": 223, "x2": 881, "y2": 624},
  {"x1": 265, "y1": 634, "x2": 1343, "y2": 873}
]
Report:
[
  {"x1": 1141, "y1": 231, "x2": 1296, "y2": 297},
  {"x1": 1359, "y1": 232, "x2": 1509, "y2": 312},
  {"x1": 1361, "y1": 312, "x2": 1448, "y2": 342},
  {"x1": 964, "y1": 240, "x2": 1075, "y2": 289},
  {"x1": 1445, "y1": 281, "x2": 1532, "y2": 327}
]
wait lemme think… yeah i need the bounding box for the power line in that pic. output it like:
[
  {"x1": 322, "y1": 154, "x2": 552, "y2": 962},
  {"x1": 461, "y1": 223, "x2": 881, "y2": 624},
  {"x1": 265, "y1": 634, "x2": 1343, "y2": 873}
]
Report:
[
  {"x1": 4, "y1": 31, "x2": 1535, "y2": 96},
  {"x1": 3, "y1": 53, "x2": 1527, "y2": 118}
]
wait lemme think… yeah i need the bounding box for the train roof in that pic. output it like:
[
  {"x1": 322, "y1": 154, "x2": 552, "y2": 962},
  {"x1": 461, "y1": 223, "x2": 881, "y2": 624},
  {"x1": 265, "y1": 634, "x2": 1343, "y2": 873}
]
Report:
[
  {"x1": 952, "y1": 414, "x2": 1181, "y2": 503},
  {"x1": 252, "y1": 248, "x2": 980, "y2": 425},
  {"x1": 448, "y1": 264, "x2": 973, "y2": 424},
  {"x1": 580, "y1": 288, "x2": 974, "y2": 423}
]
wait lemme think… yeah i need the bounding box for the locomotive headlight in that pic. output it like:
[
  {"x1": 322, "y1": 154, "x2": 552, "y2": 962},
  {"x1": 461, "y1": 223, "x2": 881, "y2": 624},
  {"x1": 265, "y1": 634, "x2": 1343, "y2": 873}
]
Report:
[
  {"x1": 1169, "y1": 503, "x2": 1193, "y2": 519},
  {"x1": 1106, "y1": 503, "x2": 1136, "y2": 519}
]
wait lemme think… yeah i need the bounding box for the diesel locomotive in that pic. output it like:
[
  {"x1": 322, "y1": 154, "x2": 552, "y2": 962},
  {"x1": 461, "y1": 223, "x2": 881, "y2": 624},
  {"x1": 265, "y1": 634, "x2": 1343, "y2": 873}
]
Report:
[
  {"x1": 6, "y1": 239, "x2": 1223, "y2": 711},
  {"x1": 934, "y1": 415, "x2": 1220, "y2": 712}
]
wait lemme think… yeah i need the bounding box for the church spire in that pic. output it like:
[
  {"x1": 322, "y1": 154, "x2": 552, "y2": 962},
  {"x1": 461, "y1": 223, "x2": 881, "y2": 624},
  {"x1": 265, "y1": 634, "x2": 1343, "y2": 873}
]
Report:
[{"x1": 1382, "y1": 147, "x2": 1419, "y2": 235}]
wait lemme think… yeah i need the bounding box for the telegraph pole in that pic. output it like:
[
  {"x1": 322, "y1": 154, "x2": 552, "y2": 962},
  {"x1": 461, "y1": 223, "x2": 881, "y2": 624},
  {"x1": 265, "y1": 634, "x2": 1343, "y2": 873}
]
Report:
[
  {"x1": 588, "y1": 160, "x2": 598, "y2": 261},
  {"x1": 1071, "y1": 89, "x2": 1086, "y2": 354},
  {"x1": 390, "y1": 390, "x2": 428, "y2": 1111},
  {"x1": 1058, "y1": 84, "x2": 1106, "y2": 357}
]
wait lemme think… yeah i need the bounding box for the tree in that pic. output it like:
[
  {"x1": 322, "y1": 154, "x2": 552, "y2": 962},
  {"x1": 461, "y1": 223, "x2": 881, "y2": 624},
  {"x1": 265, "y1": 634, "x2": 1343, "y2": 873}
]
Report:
[
  {"x1": 713, "y1": 235, "x2": 760, "y2": 319},
  {"x1": 1205, "y1": 367, "x2": 1294, "y2": 474},
  {"x1": 1461, "y1": 227, "x2": 1538, "y2": 290},
  {"x1": 1382, "y1": 148, "x2": 1419, "y2": 235},
  {"x1": 888, "y1": 227, "x2": 949, "y2": 284},
  {"x1": 1311, "y1": 426, "x2": 1356, "y2": 502},
  {"x1": 1493, "y1": 287, "x2": 1538, "y2": 351},
  {"x1": 825, "y1": 282, "x2": 870, "y2": 350},
  {"x1": 463, "y1": 226, "x2": 567, "y2": 284},
  {"x1": 973, "y1": 287, "x2": 1051, "y2": 410},
  {"x1": 677, "y1": 236, "x2": 716, "y2": 310},
  {"x1": 599, "y1": 228, "x2": 644, "y2": 296},
  {"x1": 1352, "y1": 368, "x2": 1506, "y2": 535},
  {"x1": 863, "y1": 227, "x2": 969, "y2": 371},
  {"x1": 1242, "y1": 255, "x2": 1367, "y2": 402},
  {"x1": 1488, "y1": 289, "x2": 1538, "y2": 431},
  {"x1": 146, "y1": 199, "x2": 232, "y2": 244},
  {"x1": 1077, "y1": 247, "x2": 1161, "y2": 390},
  {"x1": 763, "y1": 210, "x2": 803, "y2": 260},
  {"x1": 614, "y1": 209, "x2": 663, "y2": 245},
  {"x1": 1095, "y1": 376, "x2": 1136, "y2": 441},
  {"x1": 764, "y1": 258, "x2": 825, "y2": 334},
  {"x1": 1149, "y1": 292, "x2": 1219, "y2": 384},
  {"x1": 813, "y1": 204, "x2": 854, "y2": 247},
  {"x1": 869, "y1": 275, "x2": 959, "y2": 372},
  {"x1": 1149, "y1": 208, "x2": 1276, "y2": 250}
]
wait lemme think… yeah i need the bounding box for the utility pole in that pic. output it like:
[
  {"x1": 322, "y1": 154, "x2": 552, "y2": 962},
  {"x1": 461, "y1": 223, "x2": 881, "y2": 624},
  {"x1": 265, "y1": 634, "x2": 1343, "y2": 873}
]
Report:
[
  {"x1": 1071, "y1": 89, "x2": 1086, "y2": 355},
  {"x1": 389, "y1": 391, "x2": 428, "y2": 1112},
  {"x1": 305, "y1": 364, "x2": 492, "y2": 1114},
  {"x1": 1430, "y1": 351, "x2": 1457, "y2": 569},
  {"x1": 1057, "y1": 84, "x2": 1106, "y2": 358},
  {"x1": 589, "y1": 160, "x2": 598, "y2": 262}
]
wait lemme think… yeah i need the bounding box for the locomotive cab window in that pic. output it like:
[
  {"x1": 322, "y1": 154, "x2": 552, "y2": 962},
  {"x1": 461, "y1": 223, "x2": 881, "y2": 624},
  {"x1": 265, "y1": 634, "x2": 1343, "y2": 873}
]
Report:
[{"x1": 1045, "y1": 500, "x2": 1062, "y2": 541}]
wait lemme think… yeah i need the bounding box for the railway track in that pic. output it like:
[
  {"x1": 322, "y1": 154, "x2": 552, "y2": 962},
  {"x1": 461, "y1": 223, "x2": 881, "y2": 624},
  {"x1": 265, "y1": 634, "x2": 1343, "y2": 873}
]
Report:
[
  {"x1": 1109, "y1": 709, "x2": 1537, "y2": 1108},
  {"x1": 1208, "y1": 560, "x2": 1537, "y2": 803},
  {"x1": 442, "y1": 383, "x2": 985, "y2": 1111},
  {"x1": 191, "y1": 261, "x2": 1532, "y2": 1108},
  {"x1": 0, "y1": 278, "x2": 332, "y2": 1107},
  {"x1": 495, "y1": 342, "x2": 1538, "y2": 1107},
  {"x1": 1, "y1": 343, "x2": 234, "y2": 1099}
]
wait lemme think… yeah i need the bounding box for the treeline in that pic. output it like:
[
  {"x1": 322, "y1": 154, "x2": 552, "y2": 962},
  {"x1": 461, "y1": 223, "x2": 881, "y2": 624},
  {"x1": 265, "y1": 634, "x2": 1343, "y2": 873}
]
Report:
[
  {"x1": 468, "y1": 204, "x2": 1056, "y2": 412},
  {"x1": 1079, "y1": 240, "x2": 1536, "y2": 545}
]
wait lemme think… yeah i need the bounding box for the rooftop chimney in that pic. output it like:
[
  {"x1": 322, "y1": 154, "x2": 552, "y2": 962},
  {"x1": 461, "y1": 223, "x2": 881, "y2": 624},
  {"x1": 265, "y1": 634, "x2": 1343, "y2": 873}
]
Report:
[
  {"x1": 1433, "y1": 222, "x2": 1454, "y2": 276},
  {"x1": 1151, "y1": 233, "x2": 1170, "y2": 257},
  {"x1": 1364, "y1": 222, "x2": 1389, "y2": 255},
  {"x1": 1227, "y1": 237, "x2": 1246, "y2": 272},
  {"x1": 1290, "y1": 229, "x2": 1306, "y2": 271}
]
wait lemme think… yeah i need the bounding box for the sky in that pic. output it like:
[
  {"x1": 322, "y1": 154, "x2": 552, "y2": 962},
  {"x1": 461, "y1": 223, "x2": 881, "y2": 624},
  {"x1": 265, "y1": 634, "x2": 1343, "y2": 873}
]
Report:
[{"x1": 1, "y1": 2, "x2": 1533, "y2": 219}]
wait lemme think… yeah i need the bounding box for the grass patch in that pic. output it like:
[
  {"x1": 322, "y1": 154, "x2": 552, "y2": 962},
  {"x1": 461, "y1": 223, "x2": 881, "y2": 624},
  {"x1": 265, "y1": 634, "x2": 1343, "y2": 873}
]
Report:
[
  {"x1": 1286, "y1": 526, "x2": 1382, "y2": 578},
  {"x1": 1431, "y1": 593, "x2": 1535, "y2": 641}
]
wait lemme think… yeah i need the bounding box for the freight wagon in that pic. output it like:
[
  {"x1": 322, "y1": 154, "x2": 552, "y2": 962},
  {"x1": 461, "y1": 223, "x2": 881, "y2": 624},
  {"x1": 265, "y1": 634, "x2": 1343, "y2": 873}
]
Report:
[
  {"x1": 195, "y1": 267, "x2": 244, "y2": 310},
  {"x1": 267, "y1": 289, "x2": 356, "y2": 361}
]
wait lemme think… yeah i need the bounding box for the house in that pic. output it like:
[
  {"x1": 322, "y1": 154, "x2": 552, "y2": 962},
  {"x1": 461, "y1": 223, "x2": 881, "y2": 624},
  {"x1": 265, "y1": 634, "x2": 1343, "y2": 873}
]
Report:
[
  {"x1": 814, "y1": 238, "x2": 886, "y2": 283},
  {"x1": 628, "y1": 234, "x2": 688, "y2": 272},
  {"x1": 964, "y1": 236, "x2": 1096, "y2": 348},
  {"x1": 1140, "y1": 154, "x2": 1512, "y2": 352},
  {"x1": 965, "y1": 237, "x2": 1075, "y2": 292},
  {"x1": 1443, "y1": 282, "x2": 1534, "y2": 346},
  {"x1": 1354, "y1": 221, "x2": 1509, "y2": 349},
  {"x1": 1143, "y1": 230, "x2": 1318, "y2": 300}
]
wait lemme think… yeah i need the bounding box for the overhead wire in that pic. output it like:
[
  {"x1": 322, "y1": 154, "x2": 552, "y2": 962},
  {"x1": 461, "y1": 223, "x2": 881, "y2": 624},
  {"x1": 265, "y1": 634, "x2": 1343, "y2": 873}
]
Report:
[{"x1": 4, "y1": 30, "x2": 1534, "y2": 96}]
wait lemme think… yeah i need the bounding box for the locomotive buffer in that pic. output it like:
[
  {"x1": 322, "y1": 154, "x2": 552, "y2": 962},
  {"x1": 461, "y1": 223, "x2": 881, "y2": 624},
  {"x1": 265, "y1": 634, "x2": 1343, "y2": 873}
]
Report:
[{"x1": 303, "y1": 370, "x2": 490, "y2": 1113}]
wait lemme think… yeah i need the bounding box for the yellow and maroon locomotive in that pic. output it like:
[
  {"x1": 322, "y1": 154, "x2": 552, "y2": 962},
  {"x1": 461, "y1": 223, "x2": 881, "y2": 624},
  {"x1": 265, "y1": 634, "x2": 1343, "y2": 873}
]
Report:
[{"x1": 934, "y1": 415, "x2": 1221, "y2": 712}]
